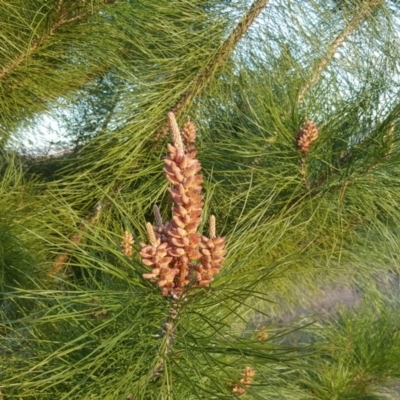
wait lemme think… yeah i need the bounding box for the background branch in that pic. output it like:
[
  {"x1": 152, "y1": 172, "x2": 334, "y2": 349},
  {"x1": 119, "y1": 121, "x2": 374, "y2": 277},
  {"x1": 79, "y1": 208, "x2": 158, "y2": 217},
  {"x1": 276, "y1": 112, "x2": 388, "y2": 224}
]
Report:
[
  {"x1": 297, "y1": 0, "x2": 382, "y2": 103},
  {"x1": 0, "y1": 5, "x2": 93, "y2": 81},
  {"x1": 156, "y1": 0, "x2": 270, "y2": 139}
]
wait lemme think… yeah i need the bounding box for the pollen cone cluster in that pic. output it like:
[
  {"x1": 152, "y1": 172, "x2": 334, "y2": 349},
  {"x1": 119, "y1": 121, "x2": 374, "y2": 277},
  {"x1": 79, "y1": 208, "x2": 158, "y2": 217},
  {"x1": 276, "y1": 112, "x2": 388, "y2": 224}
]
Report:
[
  {"x1": 256, "y1": 325, "x2": 268, "y2": 341},
  {"x1": 140, "y1": 112, "x2": 227, "y2": 297},
  {"x1": 232, "y1": 366, "x2": 256, "y2": 395},
  {"x1": 296, "y1": 118, "x2": 319, "y2": 153}
]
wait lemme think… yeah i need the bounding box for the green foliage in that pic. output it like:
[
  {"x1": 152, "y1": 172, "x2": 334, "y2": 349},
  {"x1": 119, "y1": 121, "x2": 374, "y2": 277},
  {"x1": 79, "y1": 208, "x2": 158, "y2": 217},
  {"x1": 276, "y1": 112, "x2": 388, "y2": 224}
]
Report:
[
  {"x1": 2, "y1": 0, "x2": 400, "y2": 398},
  {"x1": 0, "y1": 209, "x2": 299, "y2": 399},
  {"x1": 297, "y1": 296, "x2": 400, "y2": 399},
  {"x1": 0, "y1": 154, "x2": 48, "y2": 318}
]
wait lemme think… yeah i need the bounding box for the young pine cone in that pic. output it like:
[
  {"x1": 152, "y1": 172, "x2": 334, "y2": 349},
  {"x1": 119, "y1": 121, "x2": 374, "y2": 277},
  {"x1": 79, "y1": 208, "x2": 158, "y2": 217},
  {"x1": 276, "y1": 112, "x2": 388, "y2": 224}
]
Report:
[
  {"x1": 296, "y1": 119, "x2": 319, "y2": 153},
  {"x1": 181, "y1": 118, "x2": 197, "y2": 154},
  {"x1": 121, "y1": 231, "x2": 134, "y2": 257},
  {"x1": 231, "y1": 366, "x2": 256, "y2": 395}
]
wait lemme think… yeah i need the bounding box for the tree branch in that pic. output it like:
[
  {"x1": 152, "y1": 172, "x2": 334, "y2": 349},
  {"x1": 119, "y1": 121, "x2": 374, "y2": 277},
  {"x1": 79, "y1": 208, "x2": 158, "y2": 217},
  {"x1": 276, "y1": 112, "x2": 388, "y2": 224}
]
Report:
[
  {"x1": 297, "y1": 0, "x2": 382, "y2": 103},
  {"x1": 0, "y1": 6, "x2": 93, "y2": 81},
  {"x1": 156, "y1": 0, "x2": 270, "y2": 139}
]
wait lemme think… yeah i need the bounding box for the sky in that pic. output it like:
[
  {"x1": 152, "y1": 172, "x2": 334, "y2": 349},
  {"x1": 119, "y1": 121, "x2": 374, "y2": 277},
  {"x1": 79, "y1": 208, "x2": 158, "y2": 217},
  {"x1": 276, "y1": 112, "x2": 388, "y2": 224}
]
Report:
[{"x1": 12, "y1": 112, "x2": 67, "y2": 155}]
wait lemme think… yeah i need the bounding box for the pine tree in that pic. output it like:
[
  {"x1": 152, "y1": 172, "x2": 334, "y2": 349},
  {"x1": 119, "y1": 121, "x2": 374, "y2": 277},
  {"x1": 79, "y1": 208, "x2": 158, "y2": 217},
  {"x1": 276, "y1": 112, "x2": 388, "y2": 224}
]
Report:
[{"x1": 2, "y1": 0, "x2": 400, "y2": 399}]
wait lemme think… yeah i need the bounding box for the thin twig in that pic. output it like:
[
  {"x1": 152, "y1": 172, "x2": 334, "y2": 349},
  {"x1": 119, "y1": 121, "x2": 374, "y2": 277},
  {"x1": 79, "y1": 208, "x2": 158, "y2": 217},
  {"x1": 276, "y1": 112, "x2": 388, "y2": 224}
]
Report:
[
  {"x1": 300, "y1": 156, "x2": 310, "y2": 190},
  {"x1": 152, "y1": 305, "x2": 179, "y2": 379}
]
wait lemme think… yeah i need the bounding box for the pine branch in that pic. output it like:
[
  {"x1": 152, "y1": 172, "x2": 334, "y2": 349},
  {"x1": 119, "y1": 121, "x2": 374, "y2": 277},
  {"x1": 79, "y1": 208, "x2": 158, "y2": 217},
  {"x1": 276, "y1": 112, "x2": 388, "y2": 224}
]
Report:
[
  {"x1": 156, "y1": 0, "x2": 270, "y2": 139},
  {"x1": 297, "y1": 0, "x2": 382, "y2": 103},
  {"x1": 0, "y1": 4, "x2": 96, "y2": 81}
]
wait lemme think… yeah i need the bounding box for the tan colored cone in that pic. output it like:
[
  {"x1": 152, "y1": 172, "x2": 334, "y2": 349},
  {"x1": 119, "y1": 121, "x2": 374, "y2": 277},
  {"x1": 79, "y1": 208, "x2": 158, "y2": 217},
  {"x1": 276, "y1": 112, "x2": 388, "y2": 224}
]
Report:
[{"x1": 296, "y1": 119, "x2": 319, "y2": 153}]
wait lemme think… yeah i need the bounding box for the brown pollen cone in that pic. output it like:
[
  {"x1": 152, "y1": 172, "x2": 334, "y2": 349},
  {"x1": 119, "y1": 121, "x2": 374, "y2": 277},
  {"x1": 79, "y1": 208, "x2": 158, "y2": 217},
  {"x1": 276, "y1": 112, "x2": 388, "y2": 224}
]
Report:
[
  {"x1": 296, "y1": 119, "x2": 319, "y2": 153},
  {"x1": 141, "y1": 113, "x2": 226, "y2": 297},
  {"x1": 163, "y1": 133, "x2": 203, "y2": 293},
  {"x1": 196, "y1": 235, "x2": 226, "y2": 287},
  {"x1": 194, "y1": 215, "x2": 226, "y2": 287}
]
